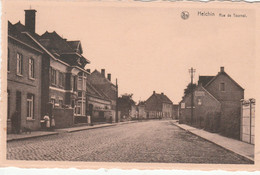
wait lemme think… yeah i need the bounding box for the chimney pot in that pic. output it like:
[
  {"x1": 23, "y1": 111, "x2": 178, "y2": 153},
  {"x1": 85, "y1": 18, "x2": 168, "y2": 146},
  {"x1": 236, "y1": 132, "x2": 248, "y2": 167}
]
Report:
[
  {"x1": 107, "y1": 73, "x2": 111, "y2": 81},
  {"x1": 101, "y1": 69, "x2": 105, "y2": 77},
  {"x1": 161, "y1": 92, "x2": 164, "y2": 95},
  {"x1": 153, "y1": 91, "x2": 155, "y2": 94},
  {"x1": 25, "y1": 9, "x2": 37, "y2": 33},
  {"x1": 220, "y1": 67, "x2": 224, "y2": 72}
]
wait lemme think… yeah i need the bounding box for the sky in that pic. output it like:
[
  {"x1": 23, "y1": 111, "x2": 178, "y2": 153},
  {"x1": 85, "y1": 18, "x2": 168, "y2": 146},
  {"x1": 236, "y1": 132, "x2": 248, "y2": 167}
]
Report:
[{"x1": 4, "y1": 1, "x2": 256, "y2": 103}]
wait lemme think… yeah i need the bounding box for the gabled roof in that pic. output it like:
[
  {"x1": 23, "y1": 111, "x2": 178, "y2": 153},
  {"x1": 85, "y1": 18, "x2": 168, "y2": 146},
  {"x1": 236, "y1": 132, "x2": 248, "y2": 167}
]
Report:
[
  {"x1": 40, "y1": 31, "x2": 74, "y2": 54},
  {"x1": 198, "y1": 76, "x2": 215, "y2": 87},
  {"x1": 150, "y1": 93, "x2": 173, "y2": 104},
  {"x1": 86, "y1": 82, "x2": 110, "y2": 101},
  {"x1": 39, "y1": 31, "x2": 90, "y2": 67},
  {"x1": 91, "y1": 69, "x2": 116, "y2": 88},
  {"x1": 8, "y1": 21, "x2": 43, "y2": 53},
  {"x1": 156, "y1": 93, "x2": 173, "y2": 104},
  {"x1": 204, "y1": 71, "x2": 244, "y2": 90},
  {"x1": 67, "y1": 41, "x2": 83, "y2": 54}
]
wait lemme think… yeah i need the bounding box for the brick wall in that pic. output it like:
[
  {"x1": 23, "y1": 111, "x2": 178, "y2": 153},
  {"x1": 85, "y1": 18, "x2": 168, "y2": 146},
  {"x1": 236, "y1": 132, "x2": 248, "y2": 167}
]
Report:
[
  {"x1": 53, "y1": 108, "x2": 74, "y2": 128},
  {"x1": 179, "y1": 86, "x2": 221, "y2": 132},
  {"x1": 7, "y1": 39, "x2": 42, "y2": 132}
]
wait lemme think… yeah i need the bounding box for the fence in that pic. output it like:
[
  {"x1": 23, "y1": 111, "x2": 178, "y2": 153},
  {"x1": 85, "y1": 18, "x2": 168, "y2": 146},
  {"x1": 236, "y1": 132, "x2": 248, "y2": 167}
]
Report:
[{"x1": 240, "y1": 98, "x2": 255, "y2": 144}]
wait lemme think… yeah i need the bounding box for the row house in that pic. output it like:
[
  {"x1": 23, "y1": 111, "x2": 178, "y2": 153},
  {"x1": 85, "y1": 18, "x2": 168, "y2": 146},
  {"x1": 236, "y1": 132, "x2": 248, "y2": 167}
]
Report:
[
  {"x1": 145, "y1": 91, "x2": 173, "y2": 119},
  {"x1": 7, "y1": 18, "x2": 43, "y2": 133},
  {"x1": 179, "y1": 67, "x2": 244, "y2": 139},
  {"x1": 88, "y1": 69, "x2": 118, "y2": 122},
  {"x1": 7, "y1": 9, "x2": 90, "y2": 131},
  {"x1": 86, "y1": 81, "x2": 112, "y2": 123}
]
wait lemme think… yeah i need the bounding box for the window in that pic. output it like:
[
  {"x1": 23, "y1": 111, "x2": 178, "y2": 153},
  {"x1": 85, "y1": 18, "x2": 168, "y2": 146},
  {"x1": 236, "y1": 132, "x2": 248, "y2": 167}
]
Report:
[
  {"x1": 59, "y1": 72, "x2": 64, "y2": 87},
  {"x1": 78, "y1": 91, "x2": 82, "y2": 97},
  {"x1": 27, "y1": 94, "x2": 34, "y2": 119},
  {"x1": 29, "y1": 58, "x2": 34, "y2": 79},
  {"x1": 8, "y1": 48, "x2": 10, "y2": 72},
  {"x1": 75, "y1": 101, "x2": 86, "y2": 116},
  {"x1": 16, "y1": 53, "x2": 23, "y2": 75},
  {"x1": 73, "y1": 76, "x2": 77, "y2": 91},
  {"x1": 220, "y1": 83, "x2": 225, "y2": 91},
  {"x1": 59, "y1": 99, "x2": 63, "y2": 108},
  {"x1": 198, "y1": 98, "x2": 202, "y2": 105},
  {"x1": 78, "y1": 76, "x2": 83, "y2": 90},
  {"x1": 51, "y1": 98, "x2": 55, "y2": 108},
  {"x1": 51, "y1": 68, "x2": 57, "y2": 85}
]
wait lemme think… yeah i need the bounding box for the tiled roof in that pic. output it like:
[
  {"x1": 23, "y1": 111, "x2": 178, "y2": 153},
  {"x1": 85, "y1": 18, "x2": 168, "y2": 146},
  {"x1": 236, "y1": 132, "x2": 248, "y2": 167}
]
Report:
[
  {"x1": 198, "y1": 76, "x2": 215, "y2": 87},
  {"x1": 204, "y1": 71, "x2": 244, "y2": 90},
  {"x1": 86, "y1": 82, "x2": 110, "y2": 101},
  {"x1": 154, "y1": 93, "x2": 173, "y2": 104},
  {"x1": 40, "y1": 31, "x2": 75, "y2": 54},
  {"x1": 8, "y1": 21, "x2": 43, "y2": 52},
  {"x1": 67, "y1": 41, "x2": 82, "y2": 54},
  {"x1": 39, "y1": 31, "x2": 90, "y2": 66}
]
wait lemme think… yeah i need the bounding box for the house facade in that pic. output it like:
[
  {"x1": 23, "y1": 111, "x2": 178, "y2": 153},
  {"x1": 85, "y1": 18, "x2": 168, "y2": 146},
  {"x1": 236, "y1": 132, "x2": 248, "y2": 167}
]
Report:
[
  {"x1": 145, "y1": 91, "x2": 173, "y2": 119},
  {"x1": 7, "y1": 9, "x2": 91, "y2": 131},
  {"x1": 137, "y1": 101, "x2": 146, "y2": 120},
  {"x1": 86, "y1": 81, "x2": 112, "y2": 123},
  {"x1": 7, "y1": 19, "x2": 43, "y2": 133},
  {"x1": 88, "y1": 69, "x2": 117, "y2": 122},
  {"x1": 179, "y1": 84, "x2": 221, "y2": 132},
  {"x1": 179, "y1": 67, "x2": 244, "y2": 139}
]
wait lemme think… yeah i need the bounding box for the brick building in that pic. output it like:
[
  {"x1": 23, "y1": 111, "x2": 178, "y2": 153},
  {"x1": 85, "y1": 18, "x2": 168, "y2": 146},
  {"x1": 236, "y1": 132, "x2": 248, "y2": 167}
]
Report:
[
  {"x1": 7, "y1": 18, "x2": 44, "y2": 133},
  {"x1": 7, "y1": 9, "x2": 91, "y2": 131},
  {"x1": 86, "y1": 81, "x2": 112, "y2": 123},
  {"x1": 88, "y1": 69, "x2": 118, "y2": 122},
  {"x1": 179, "y1": 67, "x2": 244, "y2": 139},
  {"x1": 145, "y1": 91, "x2": 173, "y2": 119}
]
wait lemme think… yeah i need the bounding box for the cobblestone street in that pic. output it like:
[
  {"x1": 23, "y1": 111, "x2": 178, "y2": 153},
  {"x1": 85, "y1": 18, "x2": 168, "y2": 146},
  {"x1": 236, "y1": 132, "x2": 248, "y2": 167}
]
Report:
[{"x1": 7, "y1": 120, "x2": 252, "y2": 163}]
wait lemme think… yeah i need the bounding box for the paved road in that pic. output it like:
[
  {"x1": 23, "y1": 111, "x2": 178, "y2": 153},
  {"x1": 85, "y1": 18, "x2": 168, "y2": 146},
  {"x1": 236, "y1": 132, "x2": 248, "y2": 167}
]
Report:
[{"x1": 7, "y1": 120, "x2": 252, "y2": 163}]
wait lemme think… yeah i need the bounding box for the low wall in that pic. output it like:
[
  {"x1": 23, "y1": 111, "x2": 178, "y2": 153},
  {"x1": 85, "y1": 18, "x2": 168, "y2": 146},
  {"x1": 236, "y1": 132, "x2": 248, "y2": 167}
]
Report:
[{"x1": 53, "y1": 108, "x2": 74, "y2": 129}]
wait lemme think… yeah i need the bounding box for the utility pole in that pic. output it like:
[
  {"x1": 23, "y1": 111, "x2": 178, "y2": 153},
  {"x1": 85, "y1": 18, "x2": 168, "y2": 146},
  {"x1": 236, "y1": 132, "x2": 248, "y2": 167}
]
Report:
[
  {"x1": 116, "y1": 78, "x2": 119, "y2": 123},
  {"x1": 189, "y1": 67, "x2": 196, "y2": 125}
]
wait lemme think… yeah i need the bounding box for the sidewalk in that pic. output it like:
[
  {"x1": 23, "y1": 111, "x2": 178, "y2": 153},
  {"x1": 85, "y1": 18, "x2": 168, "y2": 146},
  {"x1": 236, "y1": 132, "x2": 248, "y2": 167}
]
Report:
[
  {"x1": 172, "y1": 121, "x2": 254, "y2": 162},
  {"x1": 7, "y1": 121, "x2": 137, "y2": 141},
  {"x1": 7, "y1": 131, "x2": 58, "y2": 142},
  {"x1": 56, "y1": 120, "x2": 137, "y2": 133}
]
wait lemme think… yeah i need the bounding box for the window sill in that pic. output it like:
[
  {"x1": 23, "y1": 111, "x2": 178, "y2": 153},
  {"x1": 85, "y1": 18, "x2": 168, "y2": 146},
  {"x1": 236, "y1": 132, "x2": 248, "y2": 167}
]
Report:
[
  {"x1": 29, "y1": 77, "x2": 35, "y2": 81},
  {"x1": 16, "y1": 74, "x2": 23, "y2": 77},
  {"x1": 26, "y1": 118, "x2": 35, "y2": 121}
]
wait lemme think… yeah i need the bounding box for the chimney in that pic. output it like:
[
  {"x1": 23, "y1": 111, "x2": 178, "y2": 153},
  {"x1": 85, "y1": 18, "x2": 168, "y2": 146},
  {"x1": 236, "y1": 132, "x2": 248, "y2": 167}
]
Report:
[
  {"x1": 153, "y1": 91, "x2": 155, "y2": 94},
  {"x1": 220, "y1": 66, "x2": 224, "y2": 72},
  {"x1": 107, "y1": 73, "x2": 111, "y2": 81},
  {"x1": 101, "y1": 69, "x2": 105, "y2": 77},
  {"x1": 161, "y1": 92, "x2": 164, "y2": 95},
  {"x1": 86, "y1": 69, "x2": 91, "y2": 73},
  {"x1": 25, "y1": 9, "x2": 37, "y2": 33}
]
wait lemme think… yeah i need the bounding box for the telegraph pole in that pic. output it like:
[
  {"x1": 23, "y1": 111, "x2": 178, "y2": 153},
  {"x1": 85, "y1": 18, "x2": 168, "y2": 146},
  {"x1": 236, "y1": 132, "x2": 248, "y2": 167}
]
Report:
[
  {"x1": 189, "y1": 67, "x2": 196, "y2": 125},
  {"x1": 116, "y1": 78, "x2": 119, "y2": 123}
]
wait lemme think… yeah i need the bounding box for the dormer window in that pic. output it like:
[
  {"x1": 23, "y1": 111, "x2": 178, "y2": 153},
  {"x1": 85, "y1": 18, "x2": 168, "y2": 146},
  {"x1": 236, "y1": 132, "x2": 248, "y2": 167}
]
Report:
[{"x1": 220, "y1": 83, "x2": 225, "y2": 92}]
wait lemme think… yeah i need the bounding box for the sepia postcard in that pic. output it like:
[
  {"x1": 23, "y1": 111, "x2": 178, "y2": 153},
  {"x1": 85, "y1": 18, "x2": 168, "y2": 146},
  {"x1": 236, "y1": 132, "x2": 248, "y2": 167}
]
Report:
[{"x1": 0, "y1": 0, "x2": 260, "y2": 172}]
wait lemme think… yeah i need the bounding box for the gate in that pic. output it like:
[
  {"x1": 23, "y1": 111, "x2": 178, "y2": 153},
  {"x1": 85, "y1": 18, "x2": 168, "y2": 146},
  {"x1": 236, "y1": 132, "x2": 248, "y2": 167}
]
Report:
[{"x1": 240, "y1": 99, "x2": 255, "y2": 144}]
